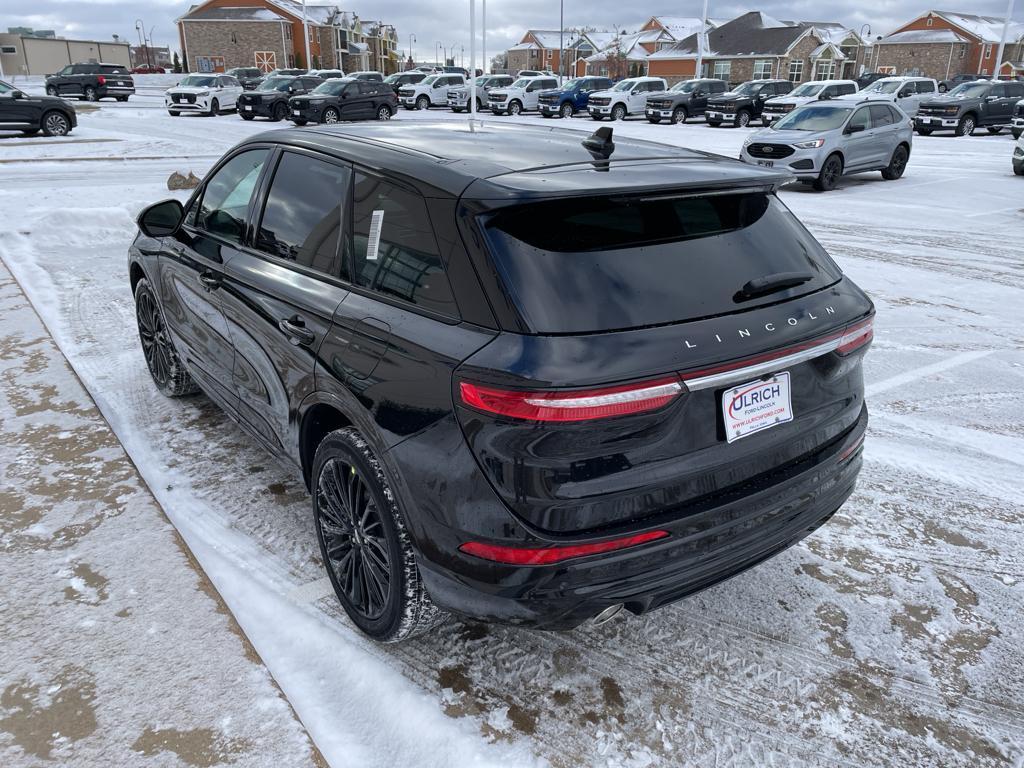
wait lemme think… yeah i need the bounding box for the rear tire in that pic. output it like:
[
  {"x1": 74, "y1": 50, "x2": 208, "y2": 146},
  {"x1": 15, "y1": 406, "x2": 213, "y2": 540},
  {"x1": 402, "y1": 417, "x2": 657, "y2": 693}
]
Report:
[
  {"x1": 240, "y1": 112, "x2": 254, "y2": 120},
  {"x1": 915, "y1": 126, "x2": 933, "y2": 136},
  {"x1": 591, "y1": 114, "x2": 604, "y2": 121},
  {"x1": 707, "y1": 119, "x2": 722, "y2": 127},
  {"x1": 134, "y1": 278, "x2": 198, "y2": 398},
  {"x1": 956, "y1": 114, "x2": 976, "y2": 136},
  {"x1": 813, "y1": 153, "x2": 843, "y2": 191},
  {"x1": 986, "y1": 126, "x2": 1002, "y2": 135},
  {"x1": 1015, "y1": 163, "x2": 1024, "y2": 176},
  {"x1": 313, "y1": 428, "x2": 447, "y2": 643},
  {"x1": 41, "y1": 111, "x2": 71, "y2": 136},
  {"x1": 881, "y1": 144, "x2": 909, "y2": 180},
  {"x1": 1012, "y1": 128, "x2": 1022, "y2": 140}
]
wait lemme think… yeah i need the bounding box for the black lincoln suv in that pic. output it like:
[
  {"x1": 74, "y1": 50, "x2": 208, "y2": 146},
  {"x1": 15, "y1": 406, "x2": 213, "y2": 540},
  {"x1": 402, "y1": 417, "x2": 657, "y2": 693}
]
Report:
[{"x1": 128, "y1": 122, "x2": 873, "y2": 642}]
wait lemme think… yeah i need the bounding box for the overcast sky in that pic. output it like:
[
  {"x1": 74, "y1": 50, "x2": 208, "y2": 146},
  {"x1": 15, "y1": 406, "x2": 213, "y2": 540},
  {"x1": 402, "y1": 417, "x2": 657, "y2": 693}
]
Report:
[{"x1": 5, "y1": 0, "x2": 1024, "y2": 65}]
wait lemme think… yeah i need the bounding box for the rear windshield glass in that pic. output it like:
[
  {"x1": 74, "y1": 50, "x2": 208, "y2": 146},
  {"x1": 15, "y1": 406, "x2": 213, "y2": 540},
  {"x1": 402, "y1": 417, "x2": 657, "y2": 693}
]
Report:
[{"x1": 483, "y1": 192, "x2": 842, "y2": 334}]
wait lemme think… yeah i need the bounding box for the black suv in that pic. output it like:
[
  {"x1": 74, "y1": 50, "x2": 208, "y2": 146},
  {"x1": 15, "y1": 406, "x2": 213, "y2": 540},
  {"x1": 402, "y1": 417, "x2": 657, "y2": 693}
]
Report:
[
  {"x1": 289, "y1": 77, "x2": 397, "y2": 124},
  {"x1": 645, "y1": 78, "x2": 728, "y2": 124},
  {"x1": 938, "y1": 73, "x2": 981, "y2": 93},
  {"x1": 225, "y1": 67, "x2": 264, "y2": 90},
  {"x1": 128, "y1": 122, "x2": 873, "y2": 641},
  {"x1": 705, "y1": 79, "x2": 793, "y2": 127},
  {"x1": 916, "y1": 80, "x2": 1024, "y2": 136},
  {"x1": 239, "y1": 75, "x2": 323, "y2": 121},
  {"x1": 0, "y1": 79, "x2": 77, "y2": 136},
  {"x1": 45, "y1": 62, "x2": 135, "y2": 102}
]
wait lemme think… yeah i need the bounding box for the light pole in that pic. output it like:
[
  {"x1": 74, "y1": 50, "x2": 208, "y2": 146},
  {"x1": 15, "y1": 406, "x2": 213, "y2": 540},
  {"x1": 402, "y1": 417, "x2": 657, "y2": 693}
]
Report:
[
  {"x1": 409, "y1": 33, "x2": 416, "y2": 68},
  {"x1": 559, "y1": 0, "x2": 563, "y2": 80},
  {"x1": 436, "y1": 41, "x2": 441, "y2": 67},
  {"x1": 134, "y1": 20, "x2": 149, "y2": 69},
  {"x1": 449, "y1": 42, "x2": 457, "y2": 67},
  {"x1": 482, "y1": 0, "x2": 487, "y2": 73},
  {"x1": 994, "y1": 0, "x2": 1015, "y2": 79},
  {"x1": 695, "y1": 0, "x2": 708, "y2": 79}
]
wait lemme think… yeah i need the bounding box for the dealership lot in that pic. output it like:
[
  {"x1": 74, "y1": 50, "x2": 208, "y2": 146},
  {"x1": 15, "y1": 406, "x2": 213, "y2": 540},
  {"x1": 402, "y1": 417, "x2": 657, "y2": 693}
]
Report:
[{"x1": 2, "y1": 87, "x2": 1023, "y2": 767}]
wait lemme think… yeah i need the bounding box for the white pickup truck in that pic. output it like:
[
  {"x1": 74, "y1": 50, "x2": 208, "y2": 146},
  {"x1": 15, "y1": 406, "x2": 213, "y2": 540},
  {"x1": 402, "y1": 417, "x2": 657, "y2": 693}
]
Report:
[
  {"x1": 586, "y1": 77, "x2": 668, "y2": 121},
  {"x1": 398, "y1": 73, "x2": 466, "y2": 110},
  {"x1": 486, "y1": 76, "x2": 559, "y2": 116}
]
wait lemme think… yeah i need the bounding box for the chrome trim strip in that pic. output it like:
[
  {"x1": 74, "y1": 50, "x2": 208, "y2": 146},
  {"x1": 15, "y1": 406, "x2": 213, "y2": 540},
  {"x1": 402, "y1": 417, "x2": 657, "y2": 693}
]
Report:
[{"x1": 683, "y1": 338, "x2": 841, "y2": 392}]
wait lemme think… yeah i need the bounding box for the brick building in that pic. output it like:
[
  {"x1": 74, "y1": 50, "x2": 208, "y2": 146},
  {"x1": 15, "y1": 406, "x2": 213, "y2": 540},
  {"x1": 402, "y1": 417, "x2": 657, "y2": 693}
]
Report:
[
  {"x1": 505, "y1": 30, "x2": 578, "y2": 75},
  {"x1": 177, "y1": 0, "x2": 395, "y2": 74},
  {"x1": 647, "y1": 12, "x2": 866, "y2": 86},
  {"x1": 869, "y1": 11, "x2": 1024, "y2": 80},
  {"x1": 583, "y1": 17, "x2": 710, "y2": 78}
]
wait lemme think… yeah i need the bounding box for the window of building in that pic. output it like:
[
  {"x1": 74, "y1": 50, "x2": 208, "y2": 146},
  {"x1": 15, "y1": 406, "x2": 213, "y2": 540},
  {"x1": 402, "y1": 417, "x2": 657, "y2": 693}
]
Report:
[
  {"x1": 350, "y1": 173, "x2": 457, "y2": 318},
  {"x1": 196, "y1": 150, "x2": 269, "y2": 244},
  {"x1": 0, "y1": 45, "x2": 16, "y2": 54},
  {"x1": 926, "y1": 17, "x2": 933, "y2": 26},
  {"x1": 814, "y1": 60, "x2": 836, "y2": 80},
  {"x1": 985, "y1": 44, "x2": 992, "y2": 59},
  {"x1": 713, "y1": 60, "x2": 731, "y2": 81},
  {"x1": 256, "y1": 152, "x2": 350, "y2": 276},
  {"x1": 753, "y1": 60, "x2": 772, "y2": 78},
  {"x1": 788, "y1": 60, "x2": 803, "y2": 82}
]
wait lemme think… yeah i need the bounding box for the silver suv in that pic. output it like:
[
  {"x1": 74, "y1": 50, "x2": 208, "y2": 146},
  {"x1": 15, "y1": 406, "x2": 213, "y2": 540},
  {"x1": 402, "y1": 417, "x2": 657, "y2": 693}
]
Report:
[{"x1": 740, "y1": 100, "x2": 913, "y2": 191}]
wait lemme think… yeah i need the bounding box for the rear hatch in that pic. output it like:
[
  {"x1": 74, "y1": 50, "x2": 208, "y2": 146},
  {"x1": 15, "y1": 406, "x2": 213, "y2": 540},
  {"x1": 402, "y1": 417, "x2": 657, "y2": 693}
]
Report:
[{"x1": 454, "y1": 189, "x2": 872, "y2": 535}]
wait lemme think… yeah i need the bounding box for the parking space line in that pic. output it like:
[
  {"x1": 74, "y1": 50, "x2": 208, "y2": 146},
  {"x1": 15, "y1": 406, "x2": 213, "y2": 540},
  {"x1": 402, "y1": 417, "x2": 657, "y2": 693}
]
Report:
[{"x1": 866, "y1": 350, "x2": 993, "y2": 398}]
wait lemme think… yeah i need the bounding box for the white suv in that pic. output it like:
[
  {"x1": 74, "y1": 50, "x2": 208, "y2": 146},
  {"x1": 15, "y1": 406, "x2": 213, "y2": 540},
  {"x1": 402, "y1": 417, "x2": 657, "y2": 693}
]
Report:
[
  {"x1": 487, "y1": 76, "x2": 559, "y2": 115},
  {"x1": 1012, "y1": 98, "x2": 1023, "y2": 139},
  {"x1": 836, "y1": 76, "x2": 937, "y2": 117},
  {"x1": 587, "y1": 77, "x2": 668, "y2": 121},
  {"x1": 165, "y1": 74, "x2": 243, "y2": 116},
  {"x1": 398, "y1": 73, "x2": 466, "y2": 110},
  {"x1": 761, "y1": 79, "x2": 858, "y2": 125}
]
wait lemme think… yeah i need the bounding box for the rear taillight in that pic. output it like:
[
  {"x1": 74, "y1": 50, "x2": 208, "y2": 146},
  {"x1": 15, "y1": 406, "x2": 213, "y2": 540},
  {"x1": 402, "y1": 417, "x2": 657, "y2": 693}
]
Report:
[
  {"x1": 836, "y1": 316, "x2": 873, "y2": 355},
  {"x1": 459, "y1": 530, "x2": 670, "y2": 565},
  {"x1": 458, "y1": 376, "x2": 683, "y2": 422},
  {"x1": 97, "y1": 75, "x2": 106, "y2": 85}
]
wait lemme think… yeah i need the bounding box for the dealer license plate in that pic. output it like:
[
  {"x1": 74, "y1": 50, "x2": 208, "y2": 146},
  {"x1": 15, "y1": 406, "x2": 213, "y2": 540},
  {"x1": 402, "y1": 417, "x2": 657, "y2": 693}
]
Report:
[
  {"x1": 722, "y1": 372, "x2": 793, "y2": 443},
  {"x1": 756, "y1": 159, "x2": 774, "y2": 167},
  {"x1": 244, "y1": 105, "x2": 252, "y2": 111}
]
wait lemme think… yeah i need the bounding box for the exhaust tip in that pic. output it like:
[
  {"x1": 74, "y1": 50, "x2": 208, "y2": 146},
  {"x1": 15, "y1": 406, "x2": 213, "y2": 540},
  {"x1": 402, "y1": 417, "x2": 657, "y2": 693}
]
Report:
[{"x1": 592, "y1": 603, "x2": 624, "y2": 626}]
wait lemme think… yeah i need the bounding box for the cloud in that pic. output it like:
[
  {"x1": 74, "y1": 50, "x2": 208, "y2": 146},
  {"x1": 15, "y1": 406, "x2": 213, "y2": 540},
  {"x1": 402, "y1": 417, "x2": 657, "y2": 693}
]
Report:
[{"x1": 4, "y1": 0, "x2": 1023, "y2": 67}]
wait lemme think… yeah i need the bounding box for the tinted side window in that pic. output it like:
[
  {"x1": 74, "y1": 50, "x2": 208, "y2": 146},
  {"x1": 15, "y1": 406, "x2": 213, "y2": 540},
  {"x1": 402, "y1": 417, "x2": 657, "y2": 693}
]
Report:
[
  {"x1": 197, "y1": 149, "x2": 269, "y2": 243},
  {"x1": 1008, "y1": 83, "x2": 1024, "y2": 98},
  {"x1": 255, "y1": 152, "x2": 349, "y2": 276},
  {"x1": 839, "y1": 83, "x2": 856, "y2": 95},
  {"x1": 350, "y1": 173, "x2": 457, "y2": 317},
  {"x1": 916, "y1": 80, "x2": 935, "y2": 94},
  {"x1": 358, "y1": 81, "x2": 376, "y2": 95},
  {"x1": 849, "y1": 108, "x2": 871, "y2": 131},
  {"x1": 869, "y1": 104, "x2": 895, "y2": 127}
]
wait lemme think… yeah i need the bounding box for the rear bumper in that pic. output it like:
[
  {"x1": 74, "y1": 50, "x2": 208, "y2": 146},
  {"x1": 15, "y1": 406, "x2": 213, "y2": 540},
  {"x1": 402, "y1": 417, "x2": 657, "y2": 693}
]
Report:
[{"x1": 416, "y1": 407, "x2": 867, "y2": 629}]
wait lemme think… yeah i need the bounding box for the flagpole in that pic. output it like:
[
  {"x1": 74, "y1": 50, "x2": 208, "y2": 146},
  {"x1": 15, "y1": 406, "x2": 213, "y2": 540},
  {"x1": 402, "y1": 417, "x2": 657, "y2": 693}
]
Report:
[
  {"x1": 695, "y1": 0, "x2": 709, "y2": 79},
  {"x1": 302, "y1": 0, "x2": 311, "y2": 70},
  {"x1": 993, "y1": 0, "x2": 1015, "y2": 79},
  {"x1": 470, "y1": 0, "x2": 477, "y2": 122}
]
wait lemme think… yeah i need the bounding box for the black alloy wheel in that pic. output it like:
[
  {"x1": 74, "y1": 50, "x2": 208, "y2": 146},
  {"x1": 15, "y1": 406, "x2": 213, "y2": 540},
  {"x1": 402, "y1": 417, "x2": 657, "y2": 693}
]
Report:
[
  {"x1": 882, "y1": 145, "x2": 909, "y2": 180},
  {"x1": 313, "y1": 428, "x2": 446, "y2": 641},
  {"x1": 957, "y1": 114, "x2": 976, "y2": 136},
  {"x1": 209, "y1": 98, "x2": 219, "y2": 115},
  {"x1": 272, "y1": 102, "x2": 288, "y2": 121},
  {"x1": 134, "y1": 279, "x2": 197, "y2": 397},
  {"x1": 42, "y1": 112, "x2": 70, "y2": 137},
  {"x1": 46, "y1": 85, "x2": 58, "y2": 96},
  {"x1": 814, "y1": 154, "x2": 843, "y2": 191}
]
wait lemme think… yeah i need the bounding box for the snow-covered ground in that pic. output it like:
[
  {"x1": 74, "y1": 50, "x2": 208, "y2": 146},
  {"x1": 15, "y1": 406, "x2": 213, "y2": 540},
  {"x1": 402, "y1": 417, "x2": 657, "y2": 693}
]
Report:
[{"x1": 2, "y1": 91, "x2": 1023, "y2": 767}]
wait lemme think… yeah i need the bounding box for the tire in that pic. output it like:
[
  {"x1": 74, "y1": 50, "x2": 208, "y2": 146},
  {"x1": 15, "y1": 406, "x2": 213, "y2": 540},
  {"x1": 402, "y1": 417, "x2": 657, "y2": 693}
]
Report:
[
  {"x1": 813, "y1": 153, "x2": 843, "y2": 192},
  {"x1": 986, "y1": 126, "x2": 1002, "y2": 135},
  {"x1": 671, "y1": 106, "x2": 687, "y2": 124},
  {"x1": 707, "y1": 119, "x2": 722, "y2": 127},
  {"x1": 956, "y1": 114, "x2": 976, "y2": 136},
  {"x1": 508, "y1": 100, "x2": 522, "y2": 116},
  {"x1": 1012, "y1": 129, "x2": 1022, "y2": 140},
  {"x1": 271, "y1": 102, "x2": 288, "y2": 122},
  {"x1": 560, "y1": 101, "x2": 574, "y2": 119},
  {"x1": 322, "y1": 107, "x2": 340, "y2": 124},
  {"x1": 591, "y1": 114, "x2": 604, "y2": 121},
  {"x1": 293, "y1": 118, "x2": 307, "y2": 126},
  {"x1": 915, "y1": 126, "x2": 933, "y2": 136},
  {"x1": 452, "y1": 107, "x2": 463, "y2": 113},
  {"x1": 313, "y1": 428, "x2": 447, "y2": 642},
  {"x1": 762, "y1": 117, "x2": 771, "y2": 127},
  {"x1": 209, "y1": 98, "x2": 219, "y2": 115},
  {"x1": 611, "y1": 103, "x2": 626, "y2": 121},
  {"x1": 84, "y1": 86, "x2": 97, "y2": 102},
  {"x1": 240, "y1": 112, "x2": 254, "y2": 121},
  {"x1": 20, "y1": 129, "x2": 39, "y2": 137},
  {"x1": 1015, "y1": 163, "x2": 1024, "y2": 177},
  {"x1": 134, "y1": 278, "x2": 198, "y2": 398},
  {"x1": 647, "y1": 118, "x2": 661, "y2": 124},
  {"x1": 376, "y1": 105, "x2": 392, "y2": 121},
  {"x1": 117, "y1": 96, "x2": 129, "y2": 102},
  {"x1": 736, "y1": 109, "x2": 751, "y2": 128},
  {"x1": 881, "y1": 144, "x2": 909, "y2": 180},
  {"x1": 416, "y1": 95, "x2": 429, "y2": 110},
  {"x1": 41, "y1": 111, "x2": 71, "y2": 137},
  {"x1": 46, "y1": 85, "x2": 58, "y2": 96},
  {"x1": 939, "y1": 84, "x2": 947, "y2": 93}
]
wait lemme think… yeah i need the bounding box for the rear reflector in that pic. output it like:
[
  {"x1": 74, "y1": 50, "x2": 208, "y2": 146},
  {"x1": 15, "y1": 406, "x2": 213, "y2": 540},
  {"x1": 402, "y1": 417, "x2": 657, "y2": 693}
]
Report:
[
  {"x1": 459, "y1": 376, "x2": 682, "y2": 422},
  {"x1": 838, "y1": 433, "x2": 866, "y2": 463},
  {"x1": 459, "y1": 530, "x2": 670, "y2": 565},
  {"x1": 837, "y1": 317, "x2": 873, "y2": 355}
]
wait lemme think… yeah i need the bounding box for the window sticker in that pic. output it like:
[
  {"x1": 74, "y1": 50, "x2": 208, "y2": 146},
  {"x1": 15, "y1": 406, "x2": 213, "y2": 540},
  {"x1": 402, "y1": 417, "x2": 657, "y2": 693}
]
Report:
[{"x1": 366, "y1": 209, "x2": 384, "y2": 261}]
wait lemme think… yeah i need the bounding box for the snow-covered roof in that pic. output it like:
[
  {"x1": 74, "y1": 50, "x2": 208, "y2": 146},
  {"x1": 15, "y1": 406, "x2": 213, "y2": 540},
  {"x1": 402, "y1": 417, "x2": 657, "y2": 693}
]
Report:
[
  {"x1": 524, "y1": 30, "x2": 578, "y2": 49},
  {"x1": 810, "y1": 42, "x2": 846, "y2": 60},
  {"x1": 580, "y1": 32, "x2": 620, "y2": 51},
  {"x1": 649, "y1": 11, "x2": 822, "y2": 60},
  {"x1": 182, "y1": 6, "x2": 288, "y2": 22},
  {"x1": 930, "y1": 11, "x2": 1024, "y2": 43},
  {"x1": 877, "y1": 29, "x2": 969, "y2": 44},
  {"x1": 650, "y1": 16, "x2": 705, "y2": 37},
  {"x1": 790, "y1": 22, "x2": 860, "y2": 45},
  {"x1": 509, "y1": 42, "x2": 539, "y2": 51}
]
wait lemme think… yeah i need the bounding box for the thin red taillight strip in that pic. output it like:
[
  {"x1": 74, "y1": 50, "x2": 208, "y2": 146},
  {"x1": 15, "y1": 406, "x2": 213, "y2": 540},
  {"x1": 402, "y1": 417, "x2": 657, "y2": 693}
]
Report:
[{"x1": 458, "y1": 530, "x2": 670, "y2": 565}]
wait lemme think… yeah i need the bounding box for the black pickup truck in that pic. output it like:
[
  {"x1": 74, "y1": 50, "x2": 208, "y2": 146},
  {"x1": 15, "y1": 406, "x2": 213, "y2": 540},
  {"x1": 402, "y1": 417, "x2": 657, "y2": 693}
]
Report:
[
  {"x1": 705, "y1": 79, "x2": 793, "y2": 127},
  {"x1": 915, "y1": 80, "x2": 1024, "y2": 136},
  {"x1": 45, "y1": 62, "x2": 135, "y2": 102}
]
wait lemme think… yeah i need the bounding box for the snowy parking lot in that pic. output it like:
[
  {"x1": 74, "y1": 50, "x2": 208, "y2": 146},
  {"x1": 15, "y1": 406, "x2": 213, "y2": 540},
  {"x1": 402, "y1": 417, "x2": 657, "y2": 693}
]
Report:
[{"x1": 2, "y1": 79, "x2": 1024, "y2": 767}]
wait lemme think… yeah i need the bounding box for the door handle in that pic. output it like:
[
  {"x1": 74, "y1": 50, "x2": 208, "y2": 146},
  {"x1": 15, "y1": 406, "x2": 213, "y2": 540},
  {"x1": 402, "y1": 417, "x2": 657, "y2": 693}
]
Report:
[
  {"x1": 198, "y1": 271, "x2": 221, "y2": 291},
  {"x1": 279, "y1": 315, "x2": 315, "y2": 346}
]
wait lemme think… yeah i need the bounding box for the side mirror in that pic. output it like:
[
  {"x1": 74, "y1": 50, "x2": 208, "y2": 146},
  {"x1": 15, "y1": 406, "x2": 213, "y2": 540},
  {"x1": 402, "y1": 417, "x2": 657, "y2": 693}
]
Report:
[
  {"x1": 846, "y1": 123, "x2": 866, "y2": 134},
  {"x1": 138, "y1": 199, "x2": 184, "y2": 238},
  {"x1": 694, "y1": 90, "x2": 704, "y2": 97},
  {"x1": 12, "y1": 90, "x2": 25, "y2": 100},
  {"x1": 819, "y1": 92, "x2": 832, "y2": 101}
]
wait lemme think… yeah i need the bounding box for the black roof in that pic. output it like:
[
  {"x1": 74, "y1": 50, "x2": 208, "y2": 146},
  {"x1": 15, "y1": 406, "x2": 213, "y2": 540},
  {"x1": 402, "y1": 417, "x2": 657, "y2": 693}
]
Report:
[{"x1": 245, "y1": 121, "x2": 788, "y2": 200}]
